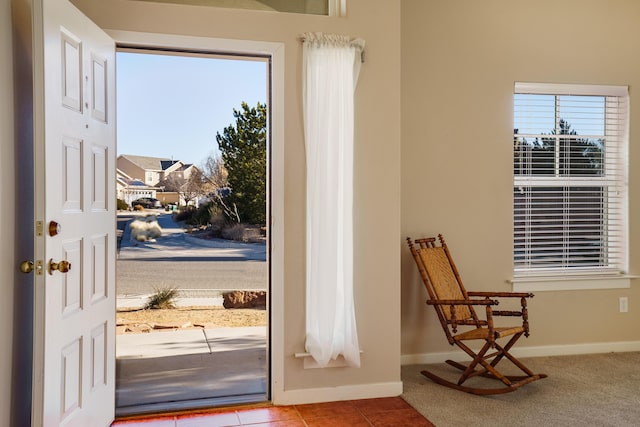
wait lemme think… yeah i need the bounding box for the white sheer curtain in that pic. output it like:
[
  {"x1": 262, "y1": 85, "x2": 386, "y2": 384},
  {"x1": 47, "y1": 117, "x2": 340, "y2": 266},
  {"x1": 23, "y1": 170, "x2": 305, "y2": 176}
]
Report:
[{"x1": 301, "y1": 32, "x2": 365, "y2": 368}]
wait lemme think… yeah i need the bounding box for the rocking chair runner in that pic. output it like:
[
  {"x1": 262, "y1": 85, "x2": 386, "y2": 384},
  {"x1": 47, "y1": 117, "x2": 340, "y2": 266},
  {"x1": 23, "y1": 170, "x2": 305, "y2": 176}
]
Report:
[{"x1": 407, "y1": 234, "x2": 547, "y2": 395}]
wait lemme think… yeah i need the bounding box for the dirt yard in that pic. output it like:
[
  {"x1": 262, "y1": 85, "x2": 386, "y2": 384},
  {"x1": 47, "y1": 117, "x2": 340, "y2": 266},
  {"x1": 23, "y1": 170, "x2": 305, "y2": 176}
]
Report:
[{"x1": 116, "y1": 306, "x2": 266, "y2": 334}]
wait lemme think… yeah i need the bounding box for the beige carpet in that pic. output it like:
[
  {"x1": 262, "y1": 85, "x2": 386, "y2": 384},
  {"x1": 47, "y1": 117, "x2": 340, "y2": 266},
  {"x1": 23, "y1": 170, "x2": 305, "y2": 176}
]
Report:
[{"x1": 402, "y1": 352, "x2": 640, "y2": 427}]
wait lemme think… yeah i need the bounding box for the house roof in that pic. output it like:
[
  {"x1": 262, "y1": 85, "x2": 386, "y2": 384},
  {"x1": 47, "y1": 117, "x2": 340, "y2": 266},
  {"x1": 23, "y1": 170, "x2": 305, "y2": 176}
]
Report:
[
  {"x1": 119, "y1": 154, "x2": 178, "y2": 171},
  {"x1": 160, "y1": 160, "x2": 182, "y2": 170},
  {"x1": 116, "y1": 168, "x2": 133, "y2": 181}
]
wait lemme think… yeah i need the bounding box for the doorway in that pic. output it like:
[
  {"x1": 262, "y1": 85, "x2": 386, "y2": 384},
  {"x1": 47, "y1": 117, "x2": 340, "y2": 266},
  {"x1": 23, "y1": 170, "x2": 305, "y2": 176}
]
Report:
[{"x1": 113, "y1": 47, "x2": 271, "y2": 415}]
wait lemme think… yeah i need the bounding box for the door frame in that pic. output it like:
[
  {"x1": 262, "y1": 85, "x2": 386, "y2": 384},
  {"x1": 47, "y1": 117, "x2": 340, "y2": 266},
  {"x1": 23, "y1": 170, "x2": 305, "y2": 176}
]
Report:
[{"x1": 108, "y1": 30, "x2": 285, "y2": 405}]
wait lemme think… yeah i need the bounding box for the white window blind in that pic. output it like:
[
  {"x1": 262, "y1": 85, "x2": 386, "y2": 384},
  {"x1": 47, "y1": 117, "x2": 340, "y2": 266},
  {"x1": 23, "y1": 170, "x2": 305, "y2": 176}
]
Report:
[{"x1": 513, "y1": 83, "x2": 628, "y2": 277}]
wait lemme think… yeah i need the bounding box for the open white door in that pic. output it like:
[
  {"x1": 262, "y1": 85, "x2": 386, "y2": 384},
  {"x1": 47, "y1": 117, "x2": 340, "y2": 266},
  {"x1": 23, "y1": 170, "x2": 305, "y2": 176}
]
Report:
[{"x1": 31, "y1": 0, "x2": 116, "y2": 425}]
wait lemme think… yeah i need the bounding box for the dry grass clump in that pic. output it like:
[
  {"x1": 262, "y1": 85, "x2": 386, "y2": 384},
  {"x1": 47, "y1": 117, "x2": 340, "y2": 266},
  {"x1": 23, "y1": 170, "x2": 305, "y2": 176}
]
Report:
[
  {"x1": 221, "y1": 224, "x2": 265, "y2": 243},
  {"x1": 221, "y1": 223, "x2": 245, "y2": 241},
  {"x1": 130, "y1": 215, "x2": 162, "y2": 242},
  {"x1": 144, "y1": 287, "x2": 178, "y2": 310}
]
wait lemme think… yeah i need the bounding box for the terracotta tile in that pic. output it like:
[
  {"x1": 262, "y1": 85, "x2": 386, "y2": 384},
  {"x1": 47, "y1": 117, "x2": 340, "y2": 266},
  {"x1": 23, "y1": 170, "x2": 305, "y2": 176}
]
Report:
[
  {"x1": 295, "y1": 401, "x2": 359, "y2": 419},
  {"x1": 237, "y1": 406, "x2": 301, "y2": 424},
  {"x1": 112, "y1": 400, "x2": 433, "y2": 427},
  {"x1": 112, "y1": 417, "x2": 176, "y2": 426},
  {"x1": 351, "y1": 397, "x2": 412, "y2": 415},
  {"x1": 176, "y1": 411, "x2": 240, "y2": 427},
  {"x1": 366, "y1": 408, "x2": 434, "y2": 427},
  {"x1": 304, "y1": 413, "x2": 372, "y2": 427},
  {"x1": 246, "y1": 421, "x2": 306, "y2": 427}
]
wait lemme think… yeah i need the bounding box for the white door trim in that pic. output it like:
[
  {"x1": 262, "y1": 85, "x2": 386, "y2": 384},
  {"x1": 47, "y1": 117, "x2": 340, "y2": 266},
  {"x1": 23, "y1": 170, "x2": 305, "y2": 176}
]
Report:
[{"x1": 106, "y1": 30, "x2": 285, "y2": 404}]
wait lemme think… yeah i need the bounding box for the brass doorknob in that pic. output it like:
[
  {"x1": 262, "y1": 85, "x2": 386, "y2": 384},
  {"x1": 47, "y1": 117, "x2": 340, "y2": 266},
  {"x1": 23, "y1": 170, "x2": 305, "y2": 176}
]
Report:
[
  {"x1": 48, "y1": 259, "x2": 71, "y2": 275},
  {"x1": 19, "y1": 260, "x2": 34, "y2": 274}
]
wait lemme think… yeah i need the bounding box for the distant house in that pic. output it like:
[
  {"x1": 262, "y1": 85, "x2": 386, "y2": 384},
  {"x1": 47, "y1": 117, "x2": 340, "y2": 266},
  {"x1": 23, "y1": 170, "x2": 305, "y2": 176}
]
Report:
[
  {"x1": 117, "y1": 154, "x2": 188, "y2": 186},
  {"x1": 116, "y1": 154, "x2": 201, "y2": 206},
  {"x1": 116, "y1": 168, "x2": 157, "y2": 206}
]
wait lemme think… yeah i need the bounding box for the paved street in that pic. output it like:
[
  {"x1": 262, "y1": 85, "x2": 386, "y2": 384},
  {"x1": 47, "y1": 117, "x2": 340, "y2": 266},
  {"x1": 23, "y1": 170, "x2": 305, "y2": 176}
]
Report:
[{"x1": 116, "y1": 212, "x2": 267, "y2": 296}]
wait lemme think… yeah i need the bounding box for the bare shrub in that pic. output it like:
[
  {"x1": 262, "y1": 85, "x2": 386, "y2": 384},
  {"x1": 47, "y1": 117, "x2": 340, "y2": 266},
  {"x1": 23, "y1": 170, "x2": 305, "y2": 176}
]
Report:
[
  {"x1": 220, "y1": 224, "x2": 265, "y2": 243},
  {"x1": 243, "y1": 227, "x2": 264, "y2": 243},
  {"x1": 222, "y1": 223, "x2": 245, "y2": 241}
]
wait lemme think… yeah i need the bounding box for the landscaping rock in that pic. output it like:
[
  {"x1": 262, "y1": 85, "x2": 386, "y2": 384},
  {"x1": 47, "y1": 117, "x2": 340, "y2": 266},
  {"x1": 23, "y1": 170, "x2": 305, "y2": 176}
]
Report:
[
  {"x1": 222, "y1": 291, "x2": 266, "y2": 309},
  {"x1": 125, "y1": 324, "x2": 152, "y2": 333},
  {"x1": 152, "y1": 323, "x2": 178, "y2": 330}
]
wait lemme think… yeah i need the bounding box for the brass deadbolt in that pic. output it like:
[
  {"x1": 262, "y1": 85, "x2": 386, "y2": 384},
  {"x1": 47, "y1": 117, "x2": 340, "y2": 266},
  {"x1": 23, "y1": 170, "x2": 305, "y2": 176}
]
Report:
[{"x1": 48, "y1": 221, "x2": 61, "y2": 237}]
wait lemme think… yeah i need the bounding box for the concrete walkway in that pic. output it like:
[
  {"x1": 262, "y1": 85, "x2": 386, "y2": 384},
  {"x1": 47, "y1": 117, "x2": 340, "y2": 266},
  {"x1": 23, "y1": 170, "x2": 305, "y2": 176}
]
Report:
[{"x1": 116, "y1": 326, "x2": 267, "y2": 413}]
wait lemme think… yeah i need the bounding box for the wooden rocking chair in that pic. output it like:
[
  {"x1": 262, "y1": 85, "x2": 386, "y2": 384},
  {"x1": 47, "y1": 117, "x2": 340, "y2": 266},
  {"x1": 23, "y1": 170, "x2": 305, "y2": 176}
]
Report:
[{"x1": 406, "y1": 234, "x2": 547, "y2": 395}]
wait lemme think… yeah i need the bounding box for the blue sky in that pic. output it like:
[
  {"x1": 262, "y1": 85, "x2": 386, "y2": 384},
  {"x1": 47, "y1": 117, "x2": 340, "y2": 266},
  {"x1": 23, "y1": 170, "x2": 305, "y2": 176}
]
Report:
[
  {"x1": 514, "y1": 94, "x2": 605, "y2": 136},
  {"x1": 116, "y1": 51, "x2": 267, "y2": 166}
]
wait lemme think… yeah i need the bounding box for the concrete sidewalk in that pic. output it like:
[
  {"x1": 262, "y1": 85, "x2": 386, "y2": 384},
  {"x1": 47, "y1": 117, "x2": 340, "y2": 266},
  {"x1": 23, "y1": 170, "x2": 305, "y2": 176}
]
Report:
[
  {"x1": 116, "y1": 292, "x2": 224, "y2": 309},
  {"x1": 117, "y1": 326, "x2": 266, "y2": 359},
  {"x1": 116, "y1": 326, "x2": 267, "y2": 412}
]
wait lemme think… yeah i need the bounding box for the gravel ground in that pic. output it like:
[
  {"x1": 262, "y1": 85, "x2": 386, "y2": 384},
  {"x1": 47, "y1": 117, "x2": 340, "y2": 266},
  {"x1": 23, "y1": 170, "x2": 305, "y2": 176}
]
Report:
[{"x1": 116, "y1": 306, "x2": 266, "y2": 334}]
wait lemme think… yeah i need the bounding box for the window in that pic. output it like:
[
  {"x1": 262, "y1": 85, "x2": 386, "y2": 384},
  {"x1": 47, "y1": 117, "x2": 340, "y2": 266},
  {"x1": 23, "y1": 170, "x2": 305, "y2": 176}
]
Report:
[
  {"x1": 513, "y1": 83, "x2": 629, "y2": 289},
  {"x1": 136, "y1": 0, "x2": 337, "y2": 16}
]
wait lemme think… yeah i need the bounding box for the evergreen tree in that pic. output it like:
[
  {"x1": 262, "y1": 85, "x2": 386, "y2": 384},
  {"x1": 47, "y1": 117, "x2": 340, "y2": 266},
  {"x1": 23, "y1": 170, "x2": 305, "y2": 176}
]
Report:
[
  {"x1": 514, "y1": 119, "x2": 602, "y2": 176},
  {"x1": 216, "y1": 102, "x2": 267, "y2": 225}
]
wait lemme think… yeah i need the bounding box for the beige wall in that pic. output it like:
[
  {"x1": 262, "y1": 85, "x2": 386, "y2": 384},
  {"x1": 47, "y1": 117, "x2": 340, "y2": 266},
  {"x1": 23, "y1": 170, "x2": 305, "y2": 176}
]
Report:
[
  {"x1": 71, "y1": 0, "x2": 402, "y2": 397},
  {"x1": 1, "y1": 0, "x2": 15, "y2": 424},
  {"x1": 401, "y1": 0, "x2": 640, "y2": 357}
]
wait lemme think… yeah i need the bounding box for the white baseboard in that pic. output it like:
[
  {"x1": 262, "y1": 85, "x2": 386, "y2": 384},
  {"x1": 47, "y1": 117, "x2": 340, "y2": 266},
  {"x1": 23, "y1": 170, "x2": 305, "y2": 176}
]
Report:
[
  {"x1": 401, "y1": 340, "x2": 640, "y2": 365},
  {"x1": 272, "y1": 381, "x2": 403, "y2": 406}
]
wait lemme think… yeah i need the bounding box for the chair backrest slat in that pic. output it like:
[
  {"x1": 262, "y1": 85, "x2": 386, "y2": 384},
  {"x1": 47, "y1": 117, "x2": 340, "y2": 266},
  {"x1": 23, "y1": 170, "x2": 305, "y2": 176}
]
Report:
[
  {"x1": 407, "y1": 235, "x2": 478, "y2": 336},
  {"x1": 419, "y1": 247, "x2": 471, "y2": 321}
]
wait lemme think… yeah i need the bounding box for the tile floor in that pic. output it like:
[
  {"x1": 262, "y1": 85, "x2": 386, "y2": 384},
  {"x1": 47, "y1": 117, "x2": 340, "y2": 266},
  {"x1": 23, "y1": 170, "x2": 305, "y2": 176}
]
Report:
[{"x1": 112, "y1": 397, "x2": 435, "y2": 427}]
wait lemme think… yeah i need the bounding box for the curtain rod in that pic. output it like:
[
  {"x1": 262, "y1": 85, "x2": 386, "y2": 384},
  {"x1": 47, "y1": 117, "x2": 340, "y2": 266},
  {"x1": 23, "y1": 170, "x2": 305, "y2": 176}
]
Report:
[{"x1": 298, "y1": 33, "x2": 366, "y2": 63}]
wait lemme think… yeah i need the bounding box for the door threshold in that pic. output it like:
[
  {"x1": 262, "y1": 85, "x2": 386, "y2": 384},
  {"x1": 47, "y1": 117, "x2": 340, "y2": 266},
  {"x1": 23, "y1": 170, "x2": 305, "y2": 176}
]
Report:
[{"x1": 115, "y1": 393, "x2": 268, "y2": 418}]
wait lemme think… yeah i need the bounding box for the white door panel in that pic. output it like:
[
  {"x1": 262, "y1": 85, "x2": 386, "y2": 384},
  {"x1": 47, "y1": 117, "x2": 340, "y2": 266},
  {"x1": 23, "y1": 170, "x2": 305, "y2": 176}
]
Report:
[{"x1": 33, "y1": 0, "x2": 116, "y2": 425}]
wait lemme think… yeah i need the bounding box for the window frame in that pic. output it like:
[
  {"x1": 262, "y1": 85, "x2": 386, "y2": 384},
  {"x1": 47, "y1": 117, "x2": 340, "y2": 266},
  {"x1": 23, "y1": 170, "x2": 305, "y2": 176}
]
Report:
[{"x1": 511, "y1": 82, "x2": 632, "y2": 292}]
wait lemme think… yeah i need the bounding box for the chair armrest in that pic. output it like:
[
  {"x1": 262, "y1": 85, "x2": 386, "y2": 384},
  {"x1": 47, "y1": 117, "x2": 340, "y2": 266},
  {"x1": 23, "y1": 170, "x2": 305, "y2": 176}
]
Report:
[
  {"x1": 467, "y1": 291, "x2": 534, "y2": 298},
  {"x1": 467, "y1": 292, "x2": 534, "y2": 337},
  {"x1": 427, "y1": 299, "x2": 499, "y2": 306},
  {"x1": 427, "y1": 299, "x2": 499, "y2": 334}
]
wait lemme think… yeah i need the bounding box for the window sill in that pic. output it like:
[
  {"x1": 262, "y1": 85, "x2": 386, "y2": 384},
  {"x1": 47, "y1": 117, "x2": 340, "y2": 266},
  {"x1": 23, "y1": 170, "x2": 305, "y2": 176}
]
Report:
[{"x1": 509, "y1": 274, "x2": 637, "y2": 292}]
